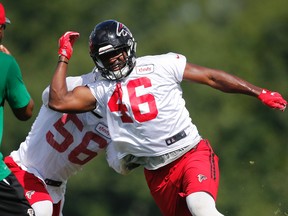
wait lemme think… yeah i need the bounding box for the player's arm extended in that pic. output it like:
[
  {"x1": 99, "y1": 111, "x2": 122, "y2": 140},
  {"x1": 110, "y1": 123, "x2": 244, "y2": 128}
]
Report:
[
  {"x1": 183, "y1": 62, "x2": 287, "y2": 111},
  {"x1": 48, "y1": 31, "x2": 96, "y2": 113}
]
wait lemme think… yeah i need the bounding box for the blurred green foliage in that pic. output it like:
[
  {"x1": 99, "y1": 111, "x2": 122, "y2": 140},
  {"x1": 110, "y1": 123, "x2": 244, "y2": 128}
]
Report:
[{"x1": 1, "y1": 0, "x2": 287, "y2": 215}]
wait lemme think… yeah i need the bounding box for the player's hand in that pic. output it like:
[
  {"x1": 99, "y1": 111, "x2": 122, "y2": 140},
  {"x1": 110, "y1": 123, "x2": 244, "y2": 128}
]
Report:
[
  {"x1": 58, "y1": 31, "x2": 80, "y2": 60},
  {"x1": 0, "y1": 44, "x2": 11, "y2": 55},
  {"x1": 258, "y1": 89, "x2": 287, "y2": 111}
]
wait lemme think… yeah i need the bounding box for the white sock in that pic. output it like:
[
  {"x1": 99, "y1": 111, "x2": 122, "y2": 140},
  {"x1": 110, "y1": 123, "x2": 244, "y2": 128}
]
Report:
[
  {"x1": 32, "y1": 200, "x2": 53, "y2": 216},
  {"x1": 186, "y1": 192, "x2": 224, "y2": 216}
]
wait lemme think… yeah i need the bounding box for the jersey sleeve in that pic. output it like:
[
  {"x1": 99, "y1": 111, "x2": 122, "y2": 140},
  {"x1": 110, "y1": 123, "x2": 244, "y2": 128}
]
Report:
[
  {"x1": 6, "y1": 57, "x2": 31, "y2": 109},
  {"x1": 87, "y1": 80, "x2": 107, "y2": 118},
  {"x1": 164, "y1": 52, "x2": 187, "y2": 82},
  {"x1": 41, "y1": 86, "x2": 50, "y2": 106},
  {"x1": 88, "y1": 81, "x2": 105, "y2": 108}
]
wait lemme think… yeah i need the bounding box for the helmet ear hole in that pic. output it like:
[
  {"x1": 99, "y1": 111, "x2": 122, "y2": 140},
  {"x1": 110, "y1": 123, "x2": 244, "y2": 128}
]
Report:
[{"x1": 89, "y1": 20, "x2": 136, "y2": 80}]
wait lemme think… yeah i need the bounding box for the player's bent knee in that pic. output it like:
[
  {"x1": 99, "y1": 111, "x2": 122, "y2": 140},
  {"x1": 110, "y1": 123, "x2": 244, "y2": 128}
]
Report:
[
  {"x1": 186, "y1": 192, "x2": 224, "y2": 216},
  {"x1": 32, "y1": 200, "x2": 53, "y2": 216}
]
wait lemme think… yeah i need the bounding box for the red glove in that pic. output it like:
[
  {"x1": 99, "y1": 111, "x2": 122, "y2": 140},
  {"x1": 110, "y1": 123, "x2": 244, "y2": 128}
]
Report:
[
  {"x1": 58, "y1": 31, "x2": 80, "y2": 60},
  {"x1": 258, "y1": 89, "x2": 287, "y2": 111}
]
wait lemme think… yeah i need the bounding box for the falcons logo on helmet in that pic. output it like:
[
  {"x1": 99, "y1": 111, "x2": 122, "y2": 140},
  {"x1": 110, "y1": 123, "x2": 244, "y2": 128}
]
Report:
[{"x1": 116, "y1": 22, "x2": 132, "y2": 37}]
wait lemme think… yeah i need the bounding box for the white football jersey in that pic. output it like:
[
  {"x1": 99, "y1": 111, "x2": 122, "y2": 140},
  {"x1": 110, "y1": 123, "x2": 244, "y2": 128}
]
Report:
[
  {"x1": 89, "y1": 53, "x2": 201, "y2": 160},
  {"x1": 10, "y1": 71, "x2": 112, "y2": 202}
]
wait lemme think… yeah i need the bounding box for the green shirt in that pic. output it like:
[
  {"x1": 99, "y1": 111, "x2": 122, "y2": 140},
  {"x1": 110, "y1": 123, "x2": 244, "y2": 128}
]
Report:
[{"x1": 0, "y1": 52, "x2": 31, "y2": 180}]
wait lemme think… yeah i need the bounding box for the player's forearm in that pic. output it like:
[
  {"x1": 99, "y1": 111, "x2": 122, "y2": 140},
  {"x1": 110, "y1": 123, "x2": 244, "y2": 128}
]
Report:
[
  {"x1": 198, "y1": 68, "x2": 287, "y2": 111},
  {"x1": 184, "y1": 63, "x2": 262, "y2": 97},
  {"x1": 208, "y1": 70, "x2": 262, "y2": 97},
  {"x1": 48, "y1": 56, "x2": 69, "y2": 110},
  {"x1": 49, "y1": 31, "x2": 80, "y2": 112}
]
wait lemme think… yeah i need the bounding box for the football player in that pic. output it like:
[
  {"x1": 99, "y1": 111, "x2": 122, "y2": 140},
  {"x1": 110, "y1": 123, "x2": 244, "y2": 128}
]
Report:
[
  {"x1": 48, "y1": 20, "x2": 287, "y2": 216},
  {"x1": 5, "y1": 70, "x2": 119, "y2": 216}
]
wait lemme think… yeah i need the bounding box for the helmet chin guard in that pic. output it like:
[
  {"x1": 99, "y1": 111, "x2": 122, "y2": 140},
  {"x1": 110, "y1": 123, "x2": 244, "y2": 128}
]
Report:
[{"x1": 89, "y1": 20, "x2": 137, "y2": 81}]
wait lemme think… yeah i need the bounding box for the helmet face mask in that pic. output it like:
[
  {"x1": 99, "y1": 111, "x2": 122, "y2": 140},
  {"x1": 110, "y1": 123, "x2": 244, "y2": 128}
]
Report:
[{"x1": 89, "y1": 20, "x2": 137, "y2": 81}]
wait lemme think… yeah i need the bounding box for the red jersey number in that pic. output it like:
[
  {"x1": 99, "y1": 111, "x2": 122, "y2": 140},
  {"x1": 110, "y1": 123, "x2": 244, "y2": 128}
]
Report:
[
  {"x1": 108, "y1": 77, "x2": 158, "y2": 123},
  {"x1": 46, "y1": 114, "x2": 108, "y2": 165}
]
